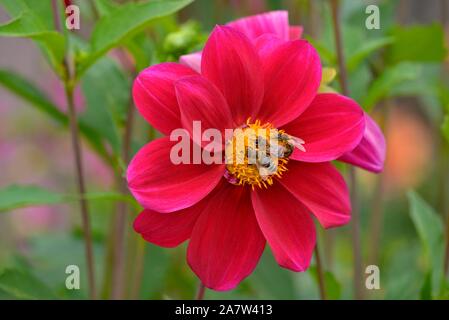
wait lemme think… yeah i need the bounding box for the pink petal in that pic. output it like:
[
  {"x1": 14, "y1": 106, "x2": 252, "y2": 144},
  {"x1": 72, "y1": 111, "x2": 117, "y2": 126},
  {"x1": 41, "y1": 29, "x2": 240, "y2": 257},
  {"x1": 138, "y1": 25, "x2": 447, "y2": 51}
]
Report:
[
  {"x1": 279, "y1": 161, "x2": 351, "y2": 228},
  {"x1": 282, "y1": 93, "x2": 365, "y2": 162},
  {"x1": 256, "y1": 40, "x2": 322, "y2": 128},
  {"x1": 339, "y1": 114, "x2": 386, "y2": 173},
  {"x1": 175, "y1": 75, "x2": 235, "y2": 144},
  {"x1": 227, "y1": 10, "x2": 290, "y2": 41},
  {"x1": 254, "y1": 34, "x2": 284, "y2": 59},
  {"x1": 133, "y1": 201, "x2": 205, "y2": 248},
  {"x1": 127, "y1": 137, "x2": 225, "y2": 213},
  {"x1": 252, "y1": 183, "x2": 316, "y2": 272},
  {"x1": 188, "y1": 182, "x2": 265, "y2": 291},
  {"x1": 133, "y1": 63, "x2": 197, "y2": 135},
  {"x1": 202, "y1": 25, "x2": 264, "y2": 126},
  {"x1": 289, "y1": 26, "x2": 303, "y2": 39},
  {"x1": 179, "y1": 52, "x2": 202, "y2": 73},
  {"x1": 178, "y1": 18, "x2": 302, "y2": 73}
]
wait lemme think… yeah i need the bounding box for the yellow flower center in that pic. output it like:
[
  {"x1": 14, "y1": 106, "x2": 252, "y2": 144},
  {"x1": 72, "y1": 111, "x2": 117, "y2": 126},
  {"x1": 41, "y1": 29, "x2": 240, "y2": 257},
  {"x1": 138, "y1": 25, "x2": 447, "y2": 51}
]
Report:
[{"x1": 224, "y1": 119, "x2": 305, "y2": 189}]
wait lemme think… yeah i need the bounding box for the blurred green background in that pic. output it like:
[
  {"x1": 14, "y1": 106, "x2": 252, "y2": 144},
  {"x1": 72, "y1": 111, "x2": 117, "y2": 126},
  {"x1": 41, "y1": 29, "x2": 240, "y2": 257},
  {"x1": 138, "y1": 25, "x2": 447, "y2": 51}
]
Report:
[{"x1": 0, "y1": 0, "x2": 449, "y2": 300}]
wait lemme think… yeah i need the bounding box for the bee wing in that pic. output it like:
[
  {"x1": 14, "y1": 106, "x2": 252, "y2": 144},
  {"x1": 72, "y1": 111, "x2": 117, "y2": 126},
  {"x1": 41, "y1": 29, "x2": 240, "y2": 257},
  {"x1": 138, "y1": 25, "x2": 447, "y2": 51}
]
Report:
[{"x1": 289, "y1": 136, "x2": 306, "y2": 152}]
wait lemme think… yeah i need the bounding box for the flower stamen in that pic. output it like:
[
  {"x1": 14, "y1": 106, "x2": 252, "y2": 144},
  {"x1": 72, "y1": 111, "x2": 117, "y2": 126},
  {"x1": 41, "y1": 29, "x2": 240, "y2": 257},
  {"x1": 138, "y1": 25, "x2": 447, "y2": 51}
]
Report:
[{"x1": 224, "y1": 119, "x2": 305, "y2": 189}]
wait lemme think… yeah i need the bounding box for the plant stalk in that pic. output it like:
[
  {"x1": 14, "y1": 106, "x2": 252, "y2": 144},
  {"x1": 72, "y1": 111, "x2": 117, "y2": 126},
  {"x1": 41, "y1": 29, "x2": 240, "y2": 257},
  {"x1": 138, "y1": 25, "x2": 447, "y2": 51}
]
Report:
[
  {"x1": 196, "y1": 282, "x2": 206, "y2": 300},
  {"x1": 437, "y1": 0, "x2": 449, "y2": 279},
  {"x1": 348, "y1": 168, "x2": 364, "y2": 299},
  {"x1": 65, "y1": 84, "x2": 97, "y2": 300},
  {"x1": 111, "y1": 71, "x2": 136, "y2": 299},
  {"x1": 442, "y1": 142, "x2": 449, "y2": 277},
  {"x1": 130, "y1": 237, "x2": 146, "y2": 299},
  {"x1": 367, "y1": 102, "x2": 388, "y2": 266},
  {"x1": 52, "y1": 0, "x2": 96, "y2": 300},
  {"x1": 315, "y1": 244, "x2": 327, "y2": 300},
  {"x1": 441, "y1": 0, "x2": 448, "y2": 30},
  {"x1": 330, "y1": 0, "x2": 364, "y2": 300},
  {"x1": 367, "y1": 169, "x2": 385, "y2": 265},
  {"x1": 445, "y1": 208, "x2": 449, "y2": 277}
]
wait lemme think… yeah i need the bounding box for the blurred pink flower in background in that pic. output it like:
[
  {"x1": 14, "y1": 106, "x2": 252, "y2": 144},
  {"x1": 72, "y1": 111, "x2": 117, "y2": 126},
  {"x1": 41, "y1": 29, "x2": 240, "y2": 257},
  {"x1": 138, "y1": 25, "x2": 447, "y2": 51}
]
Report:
[
  {"x1": 11, "y1": 206, "x2": 67, "y2": 236},
  {"x1": 0, "y1": 125, "x2": 70, "y2": 234}
]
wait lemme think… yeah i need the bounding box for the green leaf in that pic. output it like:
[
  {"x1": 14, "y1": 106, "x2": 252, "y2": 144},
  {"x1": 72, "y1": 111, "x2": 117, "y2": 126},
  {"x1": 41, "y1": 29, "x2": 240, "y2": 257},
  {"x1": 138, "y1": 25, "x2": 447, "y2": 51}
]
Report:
[
  {"x1": 442, "y1": 115, "x2": 449, "y2": 144},
  {"x1": 420, "y1": 271, "x2": 432, "y2": 300},
  {"x1": 94, "y1": 0, "x2": 154, "y2": 71},
  {"x1": 407, "y1": 191, "x2": 445, "y2": 298},
  {"x1": 139, "y1": 244, "x2": 172, "y2": 299},
  {"x1": 384, "y1": 241, "x2": 423, "y2": 299},
  {"x1": 349, "y1": 63, "x2": 372, "y2": 105},
  {"x1": 387, "y1": 64, "x2": 440, "y2": 99},
  {"x1": 0, "y1": 185, "x2": 136, "y2": 213},
  {"x1": 250, "y1": 249, "x2": 296, "y2": 299},
  {"x1": 77, "y1": 0, "x2": 194, "y2": 76},
  {"x1": 80, "y1": 57, "x2": 130, "y2": 155},
  {"x1": 306, "y1": 37, "x2": 335, "y2": 65},
  {"x1": 347, "y1": 37, "x2": 394, "y2": 72},
  {"x1": 388, "y1": 24, "x2": 447, "y2": 64},
  {"x1": 0, "y1": 69, "x2": 66, "y2": 122},
  {"x1": 0, "y1": 269, "x2": 56, "y2": 299},
  {"x1": 69, "y1": 192, "x2": 139, "y2": 211},
  {"x1": 93, "y1": 0, "x2": 117, "y2": 17},
  {"x1": 309, "y1": 266, "x2": 342, "y2": 300},
  {"x1": 26, "y1": 234, "x2": 104, "y2": 299},
  {"x1": 0, "y1": 185, "x2": 65, "y2": 212},
  {"x1": 0, "y1": 0, "x2": 55, "y2": 28},
  {"x1": 0, "y1": 69, "x2": 109, "y2": 161},
  {"x1": 0, "y1": 11, "x2": 65, "y2": 76},
  {"x1": 437, "y1": 83, "x2": 449, "y2": 113},
  {"x1": 362, "y1": 62, "x2": 421, "y2": 111},
  {"x1": 125, "y1": 37, "x2": 153, "y2": 72}
]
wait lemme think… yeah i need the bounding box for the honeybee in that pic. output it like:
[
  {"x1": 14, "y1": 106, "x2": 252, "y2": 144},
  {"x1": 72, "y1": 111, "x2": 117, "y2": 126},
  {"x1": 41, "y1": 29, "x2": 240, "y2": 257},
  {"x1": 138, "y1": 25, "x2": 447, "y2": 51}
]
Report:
[
  {"x1": 256, "y1": 154, "x2": 278, "y2": 180},
  {"x1": 245, "y1": 132, "x2": 305, "y2": 180},
  {"x1": 268, "y1": 142, "x2": 286, "y2": 158},
  {"x1": 246, "y1": 147, "x2": 258, "y2": 164},
  {"x1": 246, "y1": 146, "x2": 277, "y2": 179},
  {"x1": 278, "y1": 133, "x2": 306, "y2": 157}
]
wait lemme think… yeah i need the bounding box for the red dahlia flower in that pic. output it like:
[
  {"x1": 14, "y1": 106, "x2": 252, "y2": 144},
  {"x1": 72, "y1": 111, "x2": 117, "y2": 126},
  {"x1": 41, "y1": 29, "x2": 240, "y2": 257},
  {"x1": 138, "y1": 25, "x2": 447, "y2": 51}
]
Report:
[{"x1": 128, "y1": 11, "x2": 386, "y2": 291}]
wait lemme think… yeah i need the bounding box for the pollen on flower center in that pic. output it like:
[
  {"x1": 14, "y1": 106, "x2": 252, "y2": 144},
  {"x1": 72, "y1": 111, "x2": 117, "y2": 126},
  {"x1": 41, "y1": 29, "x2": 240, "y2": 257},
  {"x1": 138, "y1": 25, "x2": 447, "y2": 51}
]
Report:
[{"x1": 224, "y1": 119, "x2": 305, "y2": 189}]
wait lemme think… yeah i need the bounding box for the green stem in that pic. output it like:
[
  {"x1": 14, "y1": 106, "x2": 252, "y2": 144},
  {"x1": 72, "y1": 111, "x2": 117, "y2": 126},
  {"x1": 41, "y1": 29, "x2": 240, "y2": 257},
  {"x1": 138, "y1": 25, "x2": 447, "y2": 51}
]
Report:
[
  {"x1": 367, "y1": 102, "x2": 388, "y2": 266},
  {"x1": 196, "y1": 282, "x2": 206, "y2": 300},
  {"x1": 101, "y1": 218, "x2": 115, "y2": 299},
  {"x1": 130, "y1": 238, "x2": 146, "y2": 299},
  {"x1": 442, "y1": 141, "x2": 449, "y2": 277},
  {"x1": 348, "y1": 167, "x2": 363, "y2": 299},
  {"x1": 315, "y1": 244, "x2": 327, "y2": 300},
  {"x1": 330, "y1": 0, "x2": 364, "y2": 300},
  {"x1": 110, "y1": 48, "x2": 138, "y2": 299},
  {"x1": 52, "y1": 0, "x2": 96, "y2": 299},
  {"x1": 440, "y1": 0, "x2": 449, "y2": 279},
  {"x1": 111, "y1": 72, "x2": 136, "y2": 300},
  {"x1": 441, "y1": 0, "x2": 448, "y2": 30},
  {"x1": 65, "y1": 83, "x2": 97, "y2": 300}
]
